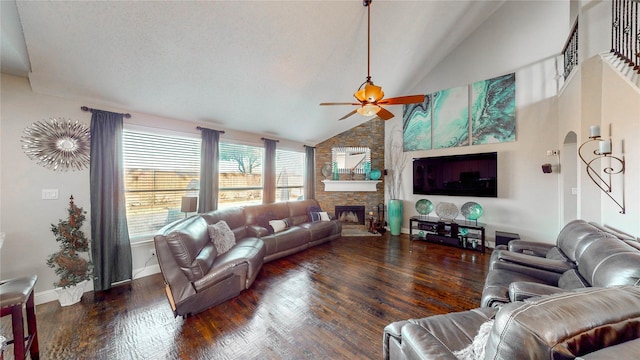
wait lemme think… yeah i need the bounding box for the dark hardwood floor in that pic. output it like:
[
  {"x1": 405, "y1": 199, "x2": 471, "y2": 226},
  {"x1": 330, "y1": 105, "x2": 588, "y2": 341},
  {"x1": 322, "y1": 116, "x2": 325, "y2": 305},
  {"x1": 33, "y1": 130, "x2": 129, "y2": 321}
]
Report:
[{"x1": 2, "y1": 234, "x2": 491, "y2": 360}]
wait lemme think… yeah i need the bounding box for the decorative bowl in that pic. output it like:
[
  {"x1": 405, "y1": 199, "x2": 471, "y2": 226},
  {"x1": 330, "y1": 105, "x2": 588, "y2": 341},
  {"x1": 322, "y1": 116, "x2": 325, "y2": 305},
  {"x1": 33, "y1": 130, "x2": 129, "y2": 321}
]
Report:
[
  {"x1": 461, "y1": 202, "x2": 483, "y2": 221},
  {"x1": 435, "y1": 202, "x2": 459, "y2": 220},
  {"x1": 415, "y1": 199, "x2": 433, "y2": 216}
]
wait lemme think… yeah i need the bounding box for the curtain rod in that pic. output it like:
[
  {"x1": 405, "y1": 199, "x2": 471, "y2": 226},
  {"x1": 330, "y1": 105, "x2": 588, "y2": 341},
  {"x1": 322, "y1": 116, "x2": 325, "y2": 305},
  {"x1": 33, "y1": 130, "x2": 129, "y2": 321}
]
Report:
[
  {"x1": 261, "y1": 137, "x2": 279, "y2": 142},
  {"x1": 196, "y1": 126, "x2": 225, "y2": 134},
  {"x1": 304, "y1": 145, "x2": 316, "y2": 149},
  {"x1": 81, "y1": 106, "x2": 131, "y2": 118}
]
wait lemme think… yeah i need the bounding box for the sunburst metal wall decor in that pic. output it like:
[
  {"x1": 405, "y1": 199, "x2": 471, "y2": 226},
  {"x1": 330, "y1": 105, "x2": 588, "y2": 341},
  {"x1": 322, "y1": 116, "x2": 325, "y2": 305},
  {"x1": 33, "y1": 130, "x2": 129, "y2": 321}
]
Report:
[{"x1": 21, "y1": 118, "x2": 91, "y2": 171}]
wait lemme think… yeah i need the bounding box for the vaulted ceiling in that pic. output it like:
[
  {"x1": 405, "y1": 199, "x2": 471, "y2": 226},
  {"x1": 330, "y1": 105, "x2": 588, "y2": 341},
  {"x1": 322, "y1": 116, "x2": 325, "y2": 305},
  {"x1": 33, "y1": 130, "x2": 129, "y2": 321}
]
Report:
[{"x1": 2, "y1": 1, "x2": 504, "y2": 144}]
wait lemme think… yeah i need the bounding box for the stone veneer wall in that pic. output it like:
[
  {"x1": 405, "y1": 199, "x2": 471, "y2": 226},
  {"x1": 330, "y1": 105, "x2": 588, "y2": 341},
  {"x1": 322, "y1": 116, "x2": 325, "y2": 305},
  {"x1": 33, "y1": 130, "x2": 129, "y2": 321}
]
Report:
[{"x1": 315, "y1": 119, "x2": 385, "y2": 220}]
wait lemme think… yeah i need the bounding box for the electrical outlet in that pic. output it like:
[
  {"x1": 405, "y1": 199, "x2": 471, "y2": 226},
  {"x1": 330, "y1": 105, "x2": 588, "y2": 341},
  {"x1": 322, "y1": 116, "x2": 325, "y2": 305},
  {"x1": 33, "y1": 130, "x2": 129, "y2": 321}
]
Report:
[{"x1": 149, "y1": 248, "x2": 156, "y2": 257}]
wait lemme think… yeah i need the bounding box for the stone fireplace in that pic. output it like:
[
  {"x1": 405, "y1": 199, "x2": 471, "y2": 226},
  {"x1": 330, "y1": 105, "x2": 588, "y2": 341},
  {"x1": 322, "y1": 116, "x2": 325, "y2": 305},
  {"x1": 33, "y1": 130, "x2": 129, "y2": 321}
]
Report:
[{"x1": 335, "y1": 205, "x2": 365, "y2": 225}]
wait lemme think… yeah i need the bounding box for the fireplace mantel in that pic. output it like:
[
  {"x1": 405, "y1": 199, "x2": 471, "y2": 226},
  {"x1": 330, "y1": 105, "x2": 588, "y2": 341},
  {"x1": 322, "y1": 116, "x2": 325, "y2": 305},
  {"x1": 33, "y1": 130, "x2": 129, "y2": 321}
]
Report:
[{"x1": 321, "y1": 180, "x2": 381, "y2": 192}]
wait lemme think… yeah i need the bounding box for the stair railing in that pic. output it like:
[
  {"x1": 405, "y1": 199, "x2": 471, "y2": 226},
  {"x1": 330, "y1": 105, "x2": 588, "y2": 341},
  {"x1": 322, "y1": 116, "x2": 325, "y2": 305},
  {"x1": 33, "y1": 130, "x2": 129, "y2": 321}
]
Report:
[
  {"x1": 612, "y1": 0, "x2": 640, "y2": 73},
  {"x1": 562, "y1": 18, "x2": 579, "y2": 79}
]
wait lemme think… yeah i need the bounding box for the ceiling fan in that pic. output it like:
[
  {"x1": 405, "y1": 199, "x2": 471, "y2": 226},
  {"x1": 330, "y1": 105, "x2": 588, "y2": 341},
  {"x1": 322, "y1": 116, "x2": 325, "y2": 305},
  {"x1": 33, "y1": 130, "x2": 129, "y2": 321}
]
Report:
[{"x1": 320, "y1": 0, "x2": 424, "y2": 121}]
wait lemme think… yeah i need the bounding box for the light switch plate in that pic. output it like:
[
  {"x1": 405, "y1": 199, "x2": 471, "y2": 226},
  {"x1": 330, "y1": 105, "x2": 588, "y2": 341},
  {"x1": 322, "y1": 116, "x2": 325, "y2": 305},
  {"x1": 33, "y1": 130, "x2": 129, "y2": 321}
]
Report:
[{"x1": 42, "y1": 189, "x2": 59, "y2": 200}]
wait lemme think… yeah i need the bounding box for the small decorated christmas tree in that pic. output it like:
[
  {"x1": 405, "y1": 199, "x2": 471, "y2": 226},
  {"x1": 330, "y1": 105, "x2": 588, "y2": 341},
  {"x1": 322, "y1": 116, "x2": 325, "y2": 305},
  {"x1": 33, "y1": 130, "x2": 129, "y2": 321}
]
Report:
[{"x1": 46, "y1": 195, "x2": 93, "y2": 288}]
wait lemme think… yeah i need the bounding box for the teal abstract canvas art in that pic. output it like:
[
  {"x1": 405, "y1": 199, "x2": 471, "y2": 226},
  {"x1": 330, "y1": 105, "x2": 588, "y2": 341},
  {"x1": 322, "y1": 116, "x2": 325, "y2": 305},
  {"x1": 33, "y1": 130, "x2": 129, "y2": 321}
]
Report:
[
  {"x1": 403, "y1": 95, "x2": 431, "y2": 151},
  {"x1": 471, "y1": 73, "x2": 516, "y2": 144},
  {"x1": 432, "y1": 86, "x2": 469, "y2": 149}
]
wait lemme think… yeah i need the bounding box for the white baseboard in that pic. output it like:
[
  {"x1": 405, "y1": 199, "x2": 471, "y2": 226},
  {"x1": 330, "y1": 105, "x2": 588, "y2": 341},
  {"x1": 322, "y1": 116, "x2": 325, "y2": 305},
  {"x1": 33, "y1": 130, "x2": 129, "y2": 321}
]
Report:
[{"x1": 34, "y1": 264, "x2": 161, "y2": 306}]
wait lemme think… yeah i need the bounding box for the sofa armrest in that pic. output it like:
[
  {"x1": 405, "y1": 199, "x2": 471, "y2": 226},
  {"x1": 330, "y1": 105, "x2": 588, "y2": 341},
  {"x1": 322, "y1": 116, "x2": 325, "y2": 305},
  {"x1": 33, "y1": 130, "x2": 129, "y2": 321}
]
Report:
[
  {"x1": 246, "y1": 224, "x2": 269, "y2": 238},
  {"x1": 490, "y1": 261, "x2": 563, "y2": 284},
  {"x1": 508, "y1": 281, "x2": 568, "y2": 302},
  {"x1": 493, "y1": 251, "x2": 575, "y2": 273},
  {"x1": 400, "y1": 323, "x2": 459, "y2": 360},
  {"x1": 508, "y1": 240, "x2": 555, "y2": 256}
]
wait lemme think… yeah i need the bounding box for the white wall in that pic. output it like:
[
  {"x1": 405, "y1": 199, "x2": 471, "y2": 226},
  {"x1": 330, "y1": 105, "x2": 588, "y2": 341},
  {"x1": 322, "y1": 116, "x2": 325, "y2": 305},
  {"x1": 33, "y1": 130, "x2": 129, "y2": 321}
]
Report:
[
  {"x1": 599, "y1": 59, "x2": 640, "y2": 236},
  {"x1": 0, "y1": 74, "x2": 306, "y2": 303},
  {"x1": 386, "y1": 0, "x2": 570, "y2": 245}
]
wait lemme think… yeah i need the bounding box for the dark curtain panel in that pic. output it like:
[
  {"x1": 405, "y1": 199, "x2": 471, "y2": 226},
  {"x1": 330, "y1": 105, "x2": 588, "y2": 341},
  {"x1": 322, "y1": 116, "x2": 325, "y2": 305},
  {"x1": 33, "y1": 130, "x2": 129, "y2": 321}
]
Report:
[
  {"x1": 304, "y1": 146, "x2": 316, "y2": 200},
  {"x1": 198, "y1": 128, "x2": 221, "y2": 213},
  {"x1": 263, "y1": 138, "x2": 277, "y2": 204},
  {"x1": 90, "y1": 110, "x2": 132, "y2": 291}
]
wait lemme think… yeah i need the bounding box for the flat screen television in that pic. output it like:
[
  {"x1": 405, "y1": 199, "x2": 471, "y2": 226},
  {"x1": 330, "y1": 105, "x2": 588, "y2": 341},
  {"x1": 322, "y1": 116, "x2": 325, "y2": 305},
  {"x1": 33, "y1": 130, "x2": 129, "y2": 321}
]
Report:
[{"x1": 413, "y1": 152, "x2": 497, "y2": 197}]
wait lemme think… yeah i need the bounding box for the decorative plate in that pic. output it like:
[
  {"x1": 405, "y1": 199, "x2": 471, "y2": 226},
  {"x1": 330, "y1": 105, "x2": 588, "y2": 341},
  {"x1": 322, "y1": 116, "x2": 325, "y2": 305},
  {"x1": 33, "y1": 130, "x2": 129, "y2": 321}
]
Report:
[
  {"x1": 415, "y1": 199, "x2": 433, "y2": 215},
  {"x1": 461, "y1": 202, "x2": 483, "y2": 220},
  {"x1": 21, "y1": 118, "x2": 90, "y2": 171},
  {"x1": 435, "y1": 202, "x2": 459, "y2": 220},
  {"x1": 321, "y1": 163, "x2": 332, "y2": 179}
]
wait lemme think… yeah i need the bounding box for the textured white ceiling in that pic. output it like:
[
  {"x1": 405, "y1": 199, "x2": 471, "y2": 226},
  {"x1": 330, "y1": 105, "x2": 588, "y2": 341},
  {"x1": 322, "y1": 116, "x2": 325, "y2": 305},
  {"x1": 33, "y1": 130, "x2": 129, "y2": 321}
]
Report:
[{"x1": 5, "y1": 1, "x2": 504, "y2": 144}]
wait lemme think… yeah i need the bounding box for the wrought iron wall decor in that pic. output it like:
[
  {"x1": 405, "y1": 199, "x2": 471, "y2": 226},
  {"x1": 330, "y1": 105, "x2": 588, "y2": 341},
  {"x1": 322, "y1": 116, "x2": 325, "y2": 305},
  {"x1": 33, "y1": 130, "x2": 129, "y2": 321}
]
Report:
[
  {"x1": 21, "y1": 118, "x2": 91, "y2": 171},
  {"x1": 578, "y1": 125, "x2": 626, "y2": 214}
]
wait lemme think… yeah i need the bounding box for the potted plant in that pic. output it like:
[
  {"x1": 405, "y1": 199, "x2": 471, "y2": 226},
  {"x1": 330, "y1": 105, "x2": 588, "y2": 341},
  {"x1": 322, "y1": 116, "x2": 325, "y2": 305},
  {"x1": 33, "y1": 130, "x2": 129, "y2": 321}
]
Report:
[
  {"x1": 385, "y1": 125, "x2": 409, "y2": 235},
  {"x1": 46, "y1": 195, "x2": 93, "y2": 306}
]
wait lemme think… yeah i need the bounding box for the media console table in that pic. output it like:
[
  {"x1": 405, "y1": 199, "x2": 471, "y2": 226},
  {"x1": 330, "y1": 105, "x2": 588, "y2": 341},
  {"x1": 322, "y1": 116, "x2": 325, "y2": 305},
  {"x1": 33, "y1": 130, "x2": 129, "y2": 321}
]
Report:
[{"x1": 409, "y1": 216, "x2": 486, "y2": 254}]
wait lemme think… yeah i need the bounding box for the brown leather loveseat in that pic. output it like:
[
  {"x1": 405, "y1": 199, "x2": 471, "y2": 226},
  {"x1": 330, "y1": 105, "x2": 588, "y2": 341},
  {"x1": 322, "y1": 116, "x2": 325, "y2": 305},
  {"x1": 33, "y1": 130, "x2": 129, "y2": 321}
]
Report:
[{"x1": 154, "y1": 199, "x2": 341, "y2": 317}]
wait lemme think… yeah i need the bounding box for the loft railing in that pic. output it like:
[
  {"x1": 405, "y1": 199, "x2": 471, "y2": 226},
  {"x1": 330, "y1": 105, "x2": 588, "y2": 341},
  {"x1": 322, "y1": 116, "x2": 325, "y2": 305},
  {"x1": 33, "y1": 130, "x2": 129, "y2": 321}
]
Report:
[
  {"x1": 611, "y1": 0, "x2": 640, "y2": 73},
  {"x1": 562, "y1": 19, "x2": 579, "y2": 79}
]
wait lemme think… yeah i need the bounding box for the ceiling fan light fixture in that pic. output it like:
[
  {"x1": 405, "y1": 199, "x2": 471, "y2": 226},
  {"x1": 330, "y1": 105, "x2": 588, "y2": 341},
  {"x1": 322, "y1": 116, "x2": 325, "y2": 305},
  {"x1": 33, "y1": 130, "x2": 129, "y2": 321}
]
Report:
[
  {"x1": 364, "y1": 83, "x2": 384, "y2": 102},
  {"x1": 356, "y1": 103, "x2": 381, "y2": 117}
]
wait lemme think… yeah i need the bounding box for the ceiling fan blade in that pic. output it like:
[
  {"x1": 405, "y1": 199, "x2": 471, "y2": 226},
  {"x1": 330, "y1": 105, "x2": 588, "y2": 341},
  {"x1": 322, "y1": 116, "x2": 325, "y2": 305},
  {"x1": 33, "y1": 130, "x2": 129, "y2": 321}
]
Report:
[
  {"x1": 378, "y1": 95, "x2": 425, "y2": 105},
  {"x1": 338, "y1": 109, "x2": 358, "y2": 121},
  {"x1": 320, "y1": 102, "x2": 361, "y2": 106},
  {"x1": 377, "y1": 107, "x2": 394, "y2": 120}
]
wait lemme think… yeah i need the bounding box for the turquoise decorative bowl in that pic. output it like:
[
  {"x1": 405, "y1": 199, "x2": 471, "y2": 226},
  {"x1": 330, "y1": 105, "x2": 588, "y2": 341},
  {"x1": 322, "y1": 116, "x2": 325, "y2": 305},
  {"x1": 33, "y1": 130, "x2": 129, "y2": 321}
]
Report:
[
  {"x1": 415, "y1": 199, "x2": 433, "y2": 216},
  {"x1": 461, "y1": 202, "x2": 483, "y2": 220},
  {"x1": 369, "y1": 169, "x2": 382, "y2": 180}
]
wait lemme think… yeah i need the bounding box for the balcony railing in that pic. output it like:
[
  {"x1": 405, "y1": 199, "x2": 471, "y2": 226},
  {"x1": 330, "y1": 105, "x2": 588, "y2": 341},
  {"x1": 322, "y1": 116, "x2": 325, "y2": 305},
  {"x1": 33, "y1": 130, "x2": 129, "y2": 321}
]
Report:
[
  {"x1": 562, "y1": 19, "x2": 579, "y2": 79},
  {"x1": 612, "y1": 0, "x2": 640, "y2": 73}
]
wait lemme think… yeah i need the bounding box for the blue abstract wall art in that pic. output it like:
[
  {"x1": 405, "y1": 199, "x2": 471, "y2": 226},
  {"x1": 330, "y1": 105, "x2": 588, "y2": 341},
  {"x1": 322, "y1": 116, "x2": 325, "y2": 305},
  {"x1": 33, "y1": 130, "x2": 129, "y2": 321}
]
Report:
[
  {"x1": 403, "y1": 94, "x2": 431, "y2": 151},
  {"x1": 471, "y1": 73, "x2": 516, "y2": 144},
  {"x1": 402, "y1": 72, "x2": 516, "y2": 152},
  {"x1": 432, "y1": 86, "x2": 469, "y2": 149}
]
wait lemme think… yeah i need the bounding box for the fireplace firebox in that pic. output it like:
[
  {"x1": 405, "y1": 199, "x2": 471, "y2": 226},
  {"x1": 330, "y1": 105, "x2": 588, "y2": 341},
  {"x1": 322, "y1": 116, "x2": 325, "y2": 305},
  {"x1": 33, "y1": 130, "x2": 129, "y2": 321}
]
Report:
[{"x1": 335, "y1": 205, "x2": 365, "y2": 225}]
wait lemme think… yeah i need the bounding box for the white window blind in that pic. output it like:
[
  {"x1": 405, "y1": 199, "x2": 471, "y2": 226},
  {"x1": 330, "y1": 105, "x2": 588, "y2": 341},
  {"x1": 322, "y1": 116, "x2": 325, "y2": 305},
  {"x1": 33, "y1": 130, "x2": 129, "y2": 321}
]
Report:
[
  {"x1": 123, "y1": 130, "x2": 201, "y2": 241},
  {"x1": 218, "y1": 142, "x2": 264, "y2": 208},
  {"x1": 275, "y1": 149, "x2": 304, "y2": 202}
]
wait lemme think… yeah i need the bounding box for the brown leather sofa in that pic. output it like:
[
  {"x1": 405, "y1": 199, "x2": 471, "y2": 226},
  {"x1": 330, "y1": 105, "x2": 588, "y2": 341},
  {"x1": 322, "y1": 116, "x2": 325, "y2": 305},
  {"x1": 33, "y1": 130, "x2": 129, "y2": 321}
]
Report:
[
  {"x1": 384, "y1": 286, "x2": 640, "y2": 360},
  {"x1": 482, "y1": 221, "x2": 640, "y2": 307},
  {"x1": 154, "y1": 199, "x2": 341, "y2": 317}
]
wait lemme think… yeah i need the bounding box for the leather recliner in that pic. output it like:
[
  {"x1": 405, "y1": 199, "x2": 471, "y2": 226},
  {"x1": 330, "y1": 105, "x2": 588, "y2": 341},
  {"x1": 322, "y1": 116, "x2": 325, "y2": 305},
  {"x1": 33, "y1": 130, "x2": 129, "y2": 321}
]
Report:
[
  {"x1": 384, "y1": 286, "x2": 640, "y2": 360},
  {"x1": 481, "y1": 230, "x2": 640, "y2": 307}
]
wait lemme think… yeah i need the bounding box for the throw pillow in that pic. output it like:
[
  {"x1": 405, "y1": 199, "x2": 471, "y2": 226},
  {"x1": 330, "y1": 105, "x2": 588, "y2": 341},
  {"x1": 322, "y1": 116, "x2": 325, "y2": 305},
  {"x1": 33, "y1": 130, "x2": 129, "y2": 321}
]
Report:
[
  {"x1": 269, "y1": 219, "x2": 288, "y2": 233},
  {"x1": 208, "y1": 220, "x2": 236, "y2": 255},
  {"x1": 307, "y1": 205, "x2": 322, "y2": 221},
  {"x1": 256, "y1": 212, "x2": 276, "y2": 234},
  {"x1": 319, "y1": 211, "x2": 330, "y2": 221},
  {"x1": 452, "y1": 319, "x2": 494, "y2": 360},
  {"x1": 310, "y1": 212, "x2": 322, "y2": 223}
]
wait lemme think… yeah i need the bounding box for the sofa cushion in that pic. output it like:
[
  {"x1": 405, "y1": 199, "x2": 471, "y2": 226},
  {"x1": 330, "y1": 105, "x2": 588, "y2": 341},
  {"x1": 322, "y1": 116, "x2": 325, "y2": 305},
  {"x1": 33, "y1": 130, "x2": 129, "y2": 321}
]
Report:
[
  {"x1": 208, "y1": 220, "x2": 236, "y2": 255},
  {"x1": 577, "y1": 233, "x2": 640, "y2": 287},
  {"x1": 558, "y1": 269, "x2": 589, "y2": 289},
  {"x1": 202, "y1": 206, "x2": 248, "y2": 240}
]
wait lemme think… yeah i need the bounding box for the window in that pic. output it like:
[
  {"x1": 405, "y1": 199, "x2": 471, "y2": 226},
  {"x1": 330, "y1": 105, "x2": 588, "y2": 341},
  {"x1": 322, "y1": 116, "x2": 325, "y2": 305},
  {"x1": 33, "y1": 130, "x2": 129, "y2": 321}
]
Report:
[
  {"x1": 275, "y1": 148, "x2": 305, "y2": 202},
  {"x1": 123, "y1": 130, "x2": 201, "y2": 241},
  {"x1": 218, "y1": 142, "x2": 264, "y2": 208}
]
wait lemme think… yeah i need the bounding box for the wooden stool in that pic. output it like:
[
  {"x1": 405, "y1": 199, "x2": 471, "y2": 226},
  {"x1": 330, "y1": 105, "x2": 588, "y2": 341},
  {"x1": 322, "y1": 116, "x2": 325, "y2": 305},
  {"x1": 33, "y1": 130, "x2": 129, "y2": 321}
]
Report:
[{"x1": 0, "y1": 275, "x2": 39, "y2": 360}]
